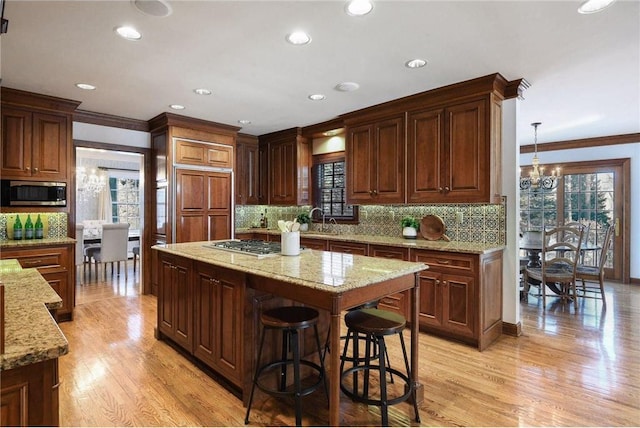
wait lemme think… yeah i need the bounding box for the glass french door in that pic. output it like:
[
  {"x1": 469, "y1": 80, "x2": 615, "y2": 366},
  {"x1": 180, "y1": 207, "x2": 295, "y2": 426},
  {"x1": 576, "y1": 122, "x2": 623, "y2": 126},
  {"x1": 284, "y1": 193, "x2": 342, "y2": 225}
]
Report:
[{"x1": 520, "y1": 159, "x2": 628, "y2": 281}]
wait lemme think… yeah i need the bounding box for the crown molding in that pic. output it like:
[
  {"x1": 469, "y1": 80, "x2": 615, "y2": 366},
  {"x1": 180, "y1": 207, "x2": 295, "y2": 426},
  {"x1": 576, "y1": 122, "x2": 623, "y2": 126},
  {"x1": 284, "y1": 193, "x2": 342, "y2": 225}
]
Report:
[{"x1": 520, "y1": 133, "x2": 640, "y2": 154}]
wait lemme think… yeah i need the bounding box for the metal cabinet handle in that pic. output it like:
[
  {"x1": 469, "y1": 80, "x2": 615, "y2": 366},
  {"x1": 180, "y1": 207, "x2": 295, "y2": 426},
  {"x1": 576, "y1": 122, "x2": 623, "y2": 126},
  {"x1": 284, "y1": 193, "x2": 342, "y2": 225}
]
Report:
[
  {"x1": 34, "y1": 167, "x2": 39, "y2": 173},
  {"x1": 23, "y1": 260, "x2": 43, "y2": 265},
  {"x1": 444, "y1": 186, "x2": 450, "y2": 192}
]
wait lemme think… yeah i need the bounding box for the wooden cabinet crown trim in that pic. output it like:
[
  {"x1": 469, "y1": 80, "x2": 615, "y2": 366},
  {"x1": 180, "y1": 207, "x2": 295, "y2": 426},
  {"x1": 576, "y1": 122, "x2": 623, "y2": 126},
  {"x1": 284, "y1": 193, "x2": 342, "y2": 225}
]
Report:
[{"x1": 1, "y1": 87, "x2": 81, "y2": 113}]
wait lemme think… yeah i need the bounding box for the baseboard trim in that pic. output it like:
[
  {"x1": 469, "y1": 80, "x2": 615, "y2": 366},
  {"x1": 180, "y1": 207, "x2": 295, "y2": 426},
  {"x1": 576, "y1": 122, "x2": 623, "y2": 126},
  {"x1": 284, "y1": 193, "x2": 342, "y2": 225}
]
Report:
[
  {"x1": 630, "y1": 277, "x2": 640, "y2": 285},
  {"x1": 502, "y1": 321, "x2": 522, "y2": 337}
]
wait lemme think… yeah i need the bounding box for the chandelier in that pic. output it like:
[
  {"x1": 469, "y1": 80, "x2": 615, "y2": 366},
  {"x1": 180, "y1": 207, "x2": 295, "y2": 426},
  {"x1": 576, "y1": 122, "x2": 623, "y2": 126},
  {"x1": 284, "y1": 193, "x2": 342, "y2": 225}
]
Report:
[
  {"x1": 76, "y1": 166, "x2": 107, "y2": 198},
  {"x1": 519, "y1": 122, "x2": 560, "y2": 191}
]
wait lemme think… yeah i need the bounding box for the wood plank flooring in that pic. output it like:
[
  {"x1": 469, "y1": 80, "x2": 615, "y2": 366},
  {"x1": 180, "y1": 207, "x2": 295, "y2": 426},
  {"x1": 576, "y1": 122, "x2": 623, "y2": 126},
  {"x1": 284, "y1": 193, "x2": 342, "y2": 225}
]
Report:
[{"x1": 59, "y1": 266, "x2": 640, "y2": 426}]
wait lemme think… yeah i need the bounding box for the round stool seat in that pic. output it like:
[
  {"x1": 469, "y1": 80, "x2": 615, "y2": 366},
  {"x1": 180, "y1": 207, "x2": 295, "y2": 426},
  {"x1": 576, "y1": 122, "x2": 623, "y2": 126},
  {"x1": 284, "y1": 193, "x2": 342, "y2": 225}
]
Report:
[
  {"x1": 261, "y1": 306, "x2": 319, "y2": 329},
  {"x1": 345, "y1": 308, "x2": 406, "y2": 336}
]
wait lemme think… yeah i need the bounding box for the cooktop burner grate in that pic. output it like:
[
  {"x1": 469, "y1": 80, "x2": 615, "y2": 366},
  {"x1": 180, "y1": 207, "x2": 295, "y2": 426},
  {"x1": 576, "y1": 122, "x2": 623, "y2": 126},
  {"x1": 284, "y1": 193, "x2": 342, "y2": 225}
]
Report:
[{"x1": 204, "y1": 239, "x2": 292, "y2": 257}]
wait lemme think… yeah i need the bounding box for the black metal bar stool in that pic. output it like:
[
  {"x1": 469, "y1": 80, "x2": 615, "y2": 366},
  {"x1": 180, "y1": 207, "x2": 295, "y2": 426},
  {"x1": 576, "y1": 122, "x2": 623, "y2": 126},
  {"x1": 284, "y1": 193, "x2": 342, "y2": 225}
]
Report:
[
  {"x1": 245, "y1": 306, "x2": 327, "y2": 427},
  {"x1": 340, "y1": 308, "x2": 420, "y2": 426}
]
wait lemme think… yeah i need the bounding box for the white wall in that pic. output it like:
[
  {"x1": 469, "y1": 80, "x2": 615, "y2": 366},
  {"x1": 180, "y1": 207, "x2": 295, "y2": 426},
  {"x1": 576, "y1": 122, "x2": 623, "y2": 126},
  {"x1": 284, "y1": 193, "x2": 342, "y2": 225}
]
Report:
[
  {"x1": 520, "y1": 142, "x2": 639, "y2": 279},
  {"x1": 73, "y1": 122, "x2": 150, "y2": 148}
]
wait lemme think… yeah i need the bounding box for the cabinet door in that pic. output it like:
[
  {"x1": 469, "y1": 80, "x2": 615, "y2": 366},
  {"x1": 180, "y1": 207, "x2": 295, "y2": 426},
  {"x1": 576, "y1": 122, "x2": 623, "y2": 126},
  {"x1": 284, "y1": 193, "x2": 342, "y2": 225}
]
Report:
[
  {"x1": 42, "y1": 270, "x2": 72, "y2": 318},
  {"x1": 407, "y1": 108, "x2": 444, "y2": 202},
  {"x1": 206, "y1": 172, "x2": 232, "y2": 240},
  {"x1": 32, "y1": 112, "x2": 68, "y2": 180},
  {"x1": 235, "y1": 141, "x2": 259, "y2": 205},
  {"x1": 1, "y1": 107, "x2": 32, "y2": 178},
  {"x1": 258, "y1": 143, "x2": 269, "y2": 204},
  {"x1": 416, "y1": 269, "x2": 445, "y2": 328},
  {"x1": 175, "y1": 139, "x2": 233, "y2": 168},
  {"x1": 444, "y1": 99, "x2": 487, "y2": 201},
  {"x1": 369, "y1": 245, "x2": 409, "y2": 317},
  {"x1": 157, "y1": 255, "x2": 176, "y2": 337},
  {"x1": 176, "y1": 170, "x2": 207, "y2": 242},
  {"x1": 269, "y1": 140, "x2": 297, "y2": 204},
  {"x1": 346, "y1": 124, "x2": 374, "y2": 203},
  {"x1": 441, "y1": 273, "x2": 475, "y2": 338},
  {"x1": 374, "y1": 116, "x2": 405, "y2": 203},
  {"x1": 157, "y1": 254, "x2": 193, "y2": 350}
]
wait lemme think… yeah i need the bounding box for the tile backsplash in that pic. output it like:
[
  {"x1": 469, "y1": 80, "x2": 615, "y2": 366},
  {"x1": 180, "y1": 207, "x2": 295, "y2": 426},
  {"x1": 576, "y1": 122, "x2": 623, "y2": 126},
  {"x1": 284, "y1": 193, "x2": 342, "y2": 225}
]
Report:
[
  {"x1": 0, "y1": 212, "x2": 68, "y2": 240},
  {"x1": 236, "y1": 198, "x2": 506, "y2": 245}
]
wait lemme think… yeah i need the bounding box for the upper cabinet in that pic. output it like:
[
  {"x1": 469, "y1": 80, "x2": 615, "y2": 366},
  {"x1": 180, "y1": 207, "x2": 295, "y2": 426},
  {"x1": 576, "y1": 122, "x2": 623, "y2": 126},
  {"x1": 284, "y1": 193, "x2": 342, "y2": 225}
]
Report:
[
  {"x1": 346, "y1": 115, "x2": 405, "y2": 204},
  {"x1": 258, "y1": 127, "x2": 310, "y2": 206},
  {"x1": 1, "y1": 88, "x2": 80, "y2": 182},
  {"x1": 235, "y1": 134, "x2": 260, "y2": 205},
  {"x1": 175, "y1": 138, "x2": 233, "y2": 169},
  {"x1": 343, "y1": 73, "x2": 508, "y2": 205},
  {"x1": 407, "y1": 97, "x2": 499, "y2": 203}
]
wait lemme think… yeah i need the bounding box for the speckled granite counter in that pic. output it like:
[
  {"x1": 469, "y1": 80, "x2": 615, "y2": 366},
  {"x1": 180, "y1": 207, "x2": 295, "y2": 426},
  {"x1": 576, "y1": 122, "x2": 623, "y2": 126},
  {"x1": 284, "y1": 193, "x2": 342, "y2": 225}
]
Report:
[
  {"x1": 0, "y1": 267, "x2": 69, "y2": 371},
  {"x1": 0, "y1": 237, "x2": 76, "y2": 249},
  {"x1": 154, "y1": 241, "x2": 427, "y2": 292},
  {"x1": 236, "y1": 228, "x2": 504, "y2": 255}
]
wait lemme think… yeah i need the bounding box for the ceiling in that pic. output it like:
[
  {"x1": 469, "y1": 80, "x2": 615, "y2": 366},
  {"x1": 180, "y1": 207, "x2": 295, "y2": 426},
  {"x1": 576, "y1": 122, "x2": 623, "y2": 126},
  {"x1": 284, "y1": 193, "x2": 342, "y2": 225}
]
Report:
[{"x1": 1, "y1": 0, "x2": 638, "y2": 145}]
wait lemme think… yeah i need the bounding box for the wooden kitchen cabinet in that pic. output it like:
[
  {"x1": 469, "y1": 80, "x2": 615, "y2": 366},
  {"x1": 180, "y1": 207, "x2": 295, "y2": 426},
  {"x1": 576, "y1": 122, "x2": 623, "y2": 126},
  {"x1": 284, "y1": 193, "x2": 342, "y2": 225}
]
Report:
[
  {"x1": 1, "y1": 88, "x2": 79, "y2": 182},
  {"x1": 368, "y1": 245, "x2": 410, "y2": 318},
  {"x1": 410, "y1": 248, "x2": 503, "y2": 350},
  {"x1": 300, "y1": 237, "x2": 328, "y2": 251},
  {"x1": 175, "y1": 169, "x2": 232, "y2": 242},
  {"x1": 346, "y1": 115, "x2": 405, "y2": 204},
  {"x1": 259, "y1": 128, "x2": 310, "y2": 206},
  {"x1": 175, "y1": 138, "x2": 234, "y2": 168},
  {"x1": 235, "y1": 134, "x2": 260, "y2": 205},
  {"x1": 1, "y1": 244, "x2": 75, "y2": 322},
  {"x1": 194, "y1": 262, "x2": 244, "y2": 387},
  {"x1": 157, "y1": 252, "x2": 193, "y2": 352},
  {"x1": 328, "y1": 240, "x2": 368, "y2": 255}
]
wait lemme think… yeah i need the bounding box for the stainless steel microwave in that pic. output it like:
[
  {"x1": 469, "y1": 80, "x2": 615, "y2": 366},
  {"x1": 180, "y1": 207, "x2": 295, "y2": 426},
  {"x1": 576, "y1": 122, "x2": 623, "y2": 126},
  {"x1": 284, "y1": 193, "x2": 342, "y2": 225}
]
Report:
[{"x1": 0, "y1": 180, "x2": 67, "y2": 207}]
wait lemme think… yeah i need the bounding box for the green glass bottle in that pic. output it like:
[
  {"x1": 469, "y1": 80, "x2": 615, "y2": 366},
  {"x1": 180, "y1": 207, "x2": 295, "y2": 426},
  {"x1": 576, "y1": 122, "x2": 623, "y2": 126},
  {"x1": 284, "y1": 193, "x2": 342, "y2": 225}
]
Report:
[
  {"x1": 35, "y1": 214, "x2": 44, "y2": 239},
  {"x1": 13, "y1": 215, "x2": 23, "y2": 240},
  {"x1": 24, "y1": 214, "x2": 34, "y2": 240}
]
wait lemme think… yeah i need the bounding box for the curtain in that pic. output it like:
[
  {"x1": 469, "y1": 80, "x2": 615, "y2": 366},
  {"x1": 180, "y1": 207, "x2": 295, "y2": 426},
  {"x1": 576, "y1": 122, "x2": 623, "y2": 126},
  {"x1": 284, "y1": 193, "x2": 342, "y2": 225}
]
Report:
[{"x1": 98, "y1": 185, "x2": 112, "y2": 222}]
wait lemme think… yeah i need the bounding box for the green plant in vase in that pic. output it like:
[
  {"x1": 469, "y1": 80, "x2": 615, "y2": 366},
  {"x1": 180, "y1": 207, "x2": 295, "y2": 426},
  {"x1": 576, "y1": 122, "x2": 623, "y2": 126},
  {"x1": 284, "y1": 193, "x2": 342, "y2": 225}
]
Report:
[
  {"x1": 296, "y1": 212, "x2": 311, "y2": 232},
  {"x1": 401, "y1": 216, "x2": 419, "y2": 239}
]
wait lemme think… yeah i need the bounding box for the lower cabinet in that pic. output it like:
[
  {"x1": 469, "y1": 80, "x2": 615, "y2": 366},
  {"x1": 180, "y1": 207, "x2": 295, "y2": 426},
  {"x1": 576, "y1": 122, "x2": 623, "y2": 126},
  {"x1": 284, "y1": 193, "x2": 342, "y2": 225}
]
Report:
[
  {"x1": 410, "y1": 249, "x2": 502, "y2": 350},
  {"x1": 155, "y1": 251, "x2": 245, "y2": 388},
  {"x1": 193, "y1": 262, "x2": 244, "y2": 386},
  {"x1": 1, "y1": 244, "x2": 74, "y2": 322},
  {"x1": 157, "y1": 252, "x2": 193, "y2": 351},
  {"x1": 0, "y1": 358, "x2": 60, "y2": 426},
  {"x1": 368, "y1": 245, "x2": 410, "y2": 318}
]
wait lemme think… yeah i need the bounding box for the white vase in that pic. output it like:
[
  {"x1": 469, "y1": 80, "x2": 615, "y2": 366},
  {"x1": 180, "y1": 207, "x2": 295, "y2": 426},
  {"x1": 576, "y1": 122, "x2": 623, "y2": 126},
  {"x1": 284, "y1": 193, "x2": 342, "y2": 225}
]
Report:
[
  {"x1": 402, "y1": 226, "x2": 417, "y2": 239},
  {"x1": 299, "y1": 223, "x2": 309, "y2": 232}
]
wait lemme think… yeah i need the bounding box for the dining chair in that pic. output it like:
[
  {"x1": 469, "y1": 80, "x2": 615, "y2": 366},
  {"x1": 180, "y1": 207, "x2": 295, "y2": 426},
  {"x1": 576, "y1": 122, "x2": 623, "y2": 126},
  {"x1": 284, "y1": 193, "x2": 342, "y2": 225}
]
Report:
[
  {"x1": 75, "y1": 224, "x2": 85, "y2": 285},
  {"x1": 524, "y1": 224, "x2": 584, "y2": 309},
  {"x1": 575, "y1": 225, "x2": 614, "y2": 307},
  {"x1": 88, "y1": 223, "x2": 130, "y2": 281}
]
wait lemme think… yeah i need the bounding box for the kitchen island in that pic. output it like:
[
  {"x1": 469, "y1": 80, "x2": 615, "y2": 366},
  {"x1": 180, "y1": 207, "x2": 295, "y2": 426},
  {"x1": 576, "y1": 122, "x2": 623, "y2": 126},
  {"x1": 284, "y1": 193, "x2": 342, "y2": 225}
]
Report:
[
  {"x1": 153, "y1": 241, "x2": 428, "y2": 427},
  {"x1": 0, "y1": 263, "x2": 69, "y2": 426}
]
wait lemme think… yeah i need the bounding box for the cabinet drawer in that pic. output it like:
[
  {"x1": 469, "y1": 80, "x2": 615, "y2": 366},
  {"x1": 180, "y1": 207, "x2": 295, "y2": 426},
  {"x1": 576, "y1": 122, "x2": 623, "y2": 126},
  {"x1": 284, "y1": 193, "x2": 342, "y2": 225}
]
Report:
[
  {"x1": 300, "y1": 237, "x2": 328, "y2": 251},
  {"x1": 369, "y1": 245, "x2": 409, "y2": 260},
  {"x1": 410, "y1": 249, "x2": 474, "y2": 272},
  {"x1": 328, "y1": 241, "x2": 368, "y2": 255},
  {"x1": 1, "y1": 247, "x2": 68, "y2": 271},
  {"x1": 378, "y1": 291, "x2": 408, "y2": 317}
]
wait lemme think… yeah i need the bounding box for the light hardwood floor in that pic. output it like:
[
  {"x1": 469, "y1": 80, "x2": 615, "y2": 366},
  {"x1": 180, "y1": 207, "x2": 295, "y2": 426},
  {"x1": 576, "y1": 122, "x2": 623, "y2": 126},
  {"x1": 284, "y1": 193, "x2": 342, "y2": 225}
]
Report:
[{"x1": 60, "y1": 266, "x2": 640, "y2": 426}]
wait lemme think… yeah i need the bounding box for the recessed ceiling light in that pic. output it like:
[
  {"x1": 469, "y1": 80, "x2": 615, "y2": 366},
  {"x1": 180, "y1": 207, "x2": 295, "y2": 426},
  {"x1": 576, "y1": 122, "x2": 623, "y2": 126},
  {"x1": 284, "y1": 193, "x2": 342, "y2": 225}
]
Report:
[
  {"x1": 238, "y1": 119, "x2": 252, "y2": 125},
  {"x1": 114, "y1": 26, "x2": 142, "y2": 41},
  {"x1": 194, "y1": 88, "x2": 212, "y2": 95},
  {"x1": 286, "y1": 31, "x2": 312, "y2": 45},
  {"x1": 169, "y1": 104, "x2": 185, "y2": 110},
  {"x1": 131, "y1": 0, "x2": 173, "y2": 17},
  {"x1": 346, "y1": 0, "x2": 374, "y2": 16},
  {"x1": 308, "y1": 94, "x2": 326, "y2": 101},
  {"x1": 75, "y1": 83, "x2": 96, "y2": 90},
  {"x1": 335, "y1": 82, "x2": 360, "y2": 92},
  {"x1": 578, "y1": 0, "x2": 616, "y2": 14},
  {"x1": 405, "y1": 59, "x2": 427, "y2": 69}
]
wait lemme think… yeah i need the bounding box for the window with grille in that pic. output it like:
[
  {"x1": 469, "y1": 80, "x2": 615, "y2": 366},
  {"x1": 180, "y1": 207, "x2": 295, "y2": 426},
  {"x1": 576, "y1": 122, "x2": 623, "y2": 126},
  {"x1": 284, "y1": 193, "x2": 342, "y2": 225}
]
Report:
[
  {"x1": 109, "y1": 177, "x2": 140, "y2": 230},
  {"x1": 312, "y1": 152, "x2": 358, "y2": 222}
]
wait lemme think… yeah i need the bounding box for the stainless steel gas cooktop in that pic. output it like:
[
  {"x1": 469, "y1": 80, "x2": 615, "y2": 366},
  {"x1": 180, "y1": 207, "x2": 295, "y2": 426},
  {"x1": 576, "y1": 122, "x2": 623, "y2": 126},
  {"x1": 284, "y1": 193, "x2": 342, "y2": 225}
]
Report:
[{"x1": 205, "y1": 239, "x2": 284, "y2": 258}]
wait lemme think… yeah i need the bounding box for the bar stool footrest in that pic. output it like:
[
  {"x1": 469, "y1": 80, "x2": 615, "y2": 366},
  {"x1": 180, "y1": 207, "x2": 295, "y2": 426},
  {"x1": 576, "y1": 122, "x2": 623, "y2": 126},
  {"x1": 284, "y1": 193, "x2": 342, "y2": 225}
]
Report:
[
  {"x1": 255, "y1": 359, "x2": 325, "y2": 398},
  {"x1": 340, "y1": 365, "x2": 412, "y2": 406}
]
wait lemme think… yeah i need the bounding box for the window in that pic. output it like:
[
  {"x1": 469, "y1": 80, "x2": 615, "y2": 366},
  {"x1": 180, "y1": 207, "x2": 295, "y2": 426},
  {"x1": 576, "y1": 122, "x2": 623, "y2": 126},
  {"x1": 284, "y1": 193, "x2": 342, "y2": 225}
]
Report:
[
  {"x1": 109, "y1": 177, "x2": 140, "y2": 230},
  {"x1": 312, "y1": 152, "x2": 358, "y2": 222}
]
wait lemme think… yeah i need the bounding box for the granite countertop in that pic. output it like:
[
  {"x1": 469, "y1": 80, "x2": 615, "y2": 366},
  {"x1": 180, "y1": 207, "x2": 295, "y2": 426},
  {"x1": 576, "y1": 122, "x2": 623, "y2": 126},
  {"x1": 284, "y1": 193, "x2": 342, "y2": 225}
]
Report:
[
  {"x1": 154, "y1": 241, "x2": 427, "y2": 293},
  {"x1": 0, "y1": 237, "x2": 76, "y2": 249},
  {"x1": 0, "y1": 267, "x2": 69, "y2": 371},
  {"x1": 236, "y1": 228, "x2": 505, "y2": 255}
]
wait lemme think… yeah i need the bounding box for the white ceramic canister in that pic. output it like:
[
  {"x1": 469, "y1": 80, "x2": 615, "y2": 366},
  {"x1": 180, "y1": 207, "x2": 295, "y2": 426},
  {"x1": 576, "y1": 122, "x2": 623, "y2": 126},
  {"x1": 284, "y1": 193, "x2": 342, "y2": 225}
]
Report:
[{"x1": 281, "y1": 231, "x2": 301, "y2": 256}]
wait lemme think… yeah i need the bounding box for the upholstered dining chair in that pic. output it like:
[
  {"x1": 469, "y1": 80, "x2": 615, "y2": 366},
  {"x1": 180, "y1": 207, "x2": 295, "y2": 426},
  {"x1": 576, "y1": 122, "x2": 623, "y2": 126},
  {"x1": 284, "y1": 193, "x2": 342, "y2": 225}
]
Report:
[
  {"x1": 575, "y1": 225, "x2": 614, "y2": 307},
  {"x1": 75, "y1": 224, "x2": 85, "y2": 285},
  {"x1": 524, "y1": 224, "x2": 584, "y2": 309},
  {"x1": 87, "y1": 223, "x2": 130, "y2": 281}
]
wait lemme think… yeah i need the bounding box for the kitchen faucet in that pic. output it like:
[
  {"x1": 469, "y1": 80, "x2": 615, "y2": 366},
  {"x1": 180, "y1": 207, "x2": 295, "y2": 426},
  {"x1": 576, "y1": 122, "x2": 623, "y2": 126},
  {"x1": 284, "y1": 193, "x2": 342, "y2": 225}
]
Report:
[{"x1": 308, "y1": 207, "x2": 326, "y2": 232}]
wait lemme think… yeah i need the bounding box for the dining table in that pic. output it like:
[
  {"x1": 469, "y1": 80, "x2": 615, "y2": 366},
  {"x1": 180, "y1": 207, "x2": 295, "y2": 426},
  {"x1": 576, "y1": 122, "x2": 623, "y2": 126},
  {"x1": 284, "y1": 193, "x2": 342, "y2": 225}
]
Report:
[{"x1": 83, "y1": 229, "x2": 141, "y2": 245}]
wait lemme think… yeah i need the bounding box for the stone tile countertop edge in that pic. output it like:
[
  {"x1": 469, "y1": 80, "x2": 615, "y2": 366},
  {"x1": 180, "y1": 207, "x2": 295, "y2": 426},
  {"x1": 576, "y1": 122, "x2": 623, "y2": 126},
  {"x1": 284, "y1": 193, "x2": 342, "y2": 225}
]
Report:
[
  {"x1": 154, "y1": 241, "x2": 428, "y2": 293},
  {"x1": 0, "y1": 237, "x2": 76, "y2": 248},
  {"x1": 1, "y1": 268, "x2": 69, "y2": 371},
  {"x1": 236, "y1": 228, "x2": 505, "y2": 255}
]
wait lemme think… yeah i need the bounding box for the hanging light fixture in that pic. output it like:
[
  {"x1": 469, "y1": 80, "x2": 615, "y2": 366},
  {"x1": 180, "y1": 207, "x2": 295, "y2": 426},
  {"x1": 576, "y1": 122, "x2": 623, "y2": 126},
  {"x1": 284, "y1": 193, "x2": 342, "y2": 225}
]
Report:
[
  {"x1": 76, "y1": 166, "x2": 107, "y2": 199},
  {"x1": 519, "y1": 122, "x2": 560, "y2": 191}
]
